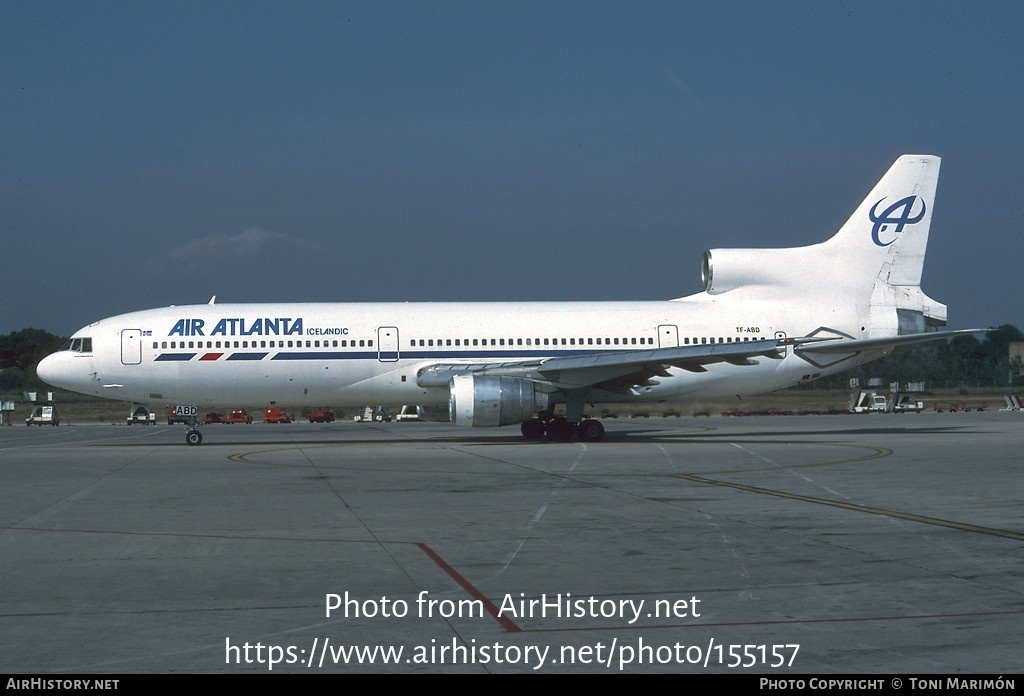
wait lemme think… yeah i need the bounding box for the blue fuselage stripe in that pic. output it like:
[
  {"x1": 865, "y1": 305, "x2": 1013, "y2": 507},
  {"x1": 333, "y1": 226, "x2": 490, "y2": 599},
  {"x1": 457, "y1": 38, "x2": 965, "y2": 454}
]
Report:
[{"x1": 152, "y1": 348, "x2": 618, "y2": 362}]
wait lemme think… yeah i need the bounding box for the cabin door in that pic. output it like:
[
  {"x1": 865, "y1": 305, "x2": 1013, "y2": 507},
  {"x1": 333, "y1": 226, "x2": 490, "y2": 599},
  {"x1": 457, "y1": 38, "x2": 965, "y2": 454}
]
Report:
[
  {"x1": 121, "y1": 329, "x2": 142, "y2": 365},
  {"x1": 657, "y1": 324, "x2": 679, "y2": 348},
  {"x1": 377, "y1": 326, "x2": 399, "y2": 362}
]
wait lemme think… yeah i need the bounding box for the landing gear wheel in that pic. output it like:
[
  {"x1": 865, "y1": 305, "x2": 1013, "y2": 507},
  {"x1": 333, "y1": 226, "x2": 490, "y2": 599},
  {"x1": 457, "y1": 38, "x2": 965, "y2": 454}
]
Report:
[
  {"x1": 185, "y1": 429, "x2": 203, "y2": 446},
  {"x1": 577, "y1": 419, "x2": 605, "y2": 442},
  {"x1": 521, "y1": 418, "x2": 546, "y2": 440},
  {"x1": 538, "y1": 408, "x2": 555, "y2": 423},
  {"x1": 545, "y1": 416, "x2": 574, "y2": 442}
]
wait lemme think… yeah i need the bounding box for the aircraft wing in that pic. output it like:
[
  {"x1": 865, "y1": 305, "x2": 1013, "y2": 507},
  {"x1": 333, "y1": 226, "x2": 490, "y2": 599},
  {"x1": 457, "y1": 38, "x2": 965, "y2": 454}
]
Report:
[
  {"x1": 416, "y1": 339, "x2": 783, "y2": 392},
  {"x1": 416, "y1": 328, "x2": 987, "y2": 393}
]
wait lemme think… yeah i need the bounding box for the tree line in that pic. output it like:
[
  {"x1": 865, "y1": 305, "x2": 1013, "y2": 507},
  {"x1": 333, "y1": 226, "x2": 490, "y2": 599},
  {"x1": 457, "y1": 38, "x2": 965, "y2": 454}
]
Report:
[
  {"x1": 0, "y1": 329, "x2": 65, "y2": 392},
  {"x1": 1, "y1": 325, "x2": 1022, "y2": 394}
]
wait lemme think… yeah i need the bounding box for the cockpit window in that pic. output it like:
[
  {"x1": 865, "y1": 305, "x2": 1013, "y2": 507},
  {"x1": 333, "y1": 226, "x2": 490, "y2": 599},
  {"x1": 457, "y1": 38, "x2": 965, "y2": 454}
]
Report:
[{"x1": 59, "y1": 338, "x2": 93, "y2": 353}]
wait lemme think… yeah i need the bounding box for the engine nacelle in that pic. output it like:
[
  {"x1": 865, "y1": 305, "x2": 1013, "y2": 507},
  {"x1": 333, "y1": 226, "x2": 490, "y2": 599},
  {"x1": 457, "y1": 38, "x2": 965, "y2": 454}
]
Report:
[
  {"x1": 702, "y1": 247, "x2": 821, "y2": 295},
  {"x1": 448, "y1": 374, "x2": 550, "y2": 427}
]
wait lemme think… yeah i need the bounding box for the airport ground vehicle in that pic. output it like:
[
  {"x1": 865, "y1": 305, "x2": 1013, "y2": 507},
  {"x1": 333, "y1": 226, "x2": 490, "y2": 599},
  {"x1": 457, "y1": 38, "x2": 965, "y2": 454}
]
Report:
[
  {"x1": 26, "y1": 405, "x2": 59, "y2": 426},
  {"x1": 890, "y1": 394, "x2": 924, "y2": 413},
  {"x1": 849, "y1": 391, "x2": 888, "y2": 413},
  {"x1": 126, "y1": 404, "x2": 156, "y2": 424},
  {"x1": 204, "y1": 412, "x2": 225, "y2": 424},
  {"x1": 354, "y1": 406, "x2": 390, "y2": 422},
  {"x1": 225, "y1": 409, "x2": 252, "y2": 424},
  {"x1": 167, "y1": 406, "x2": 192, "y2": 425},
  {"x1": 394, "y1": 405, "x2": 425, "y2": 421},
  {"x1": 307, "y1": 407, "x2": 335, "y2": 423},
  {"x1": 264, "y1": 406, "x2": 291, "y2": 423}
]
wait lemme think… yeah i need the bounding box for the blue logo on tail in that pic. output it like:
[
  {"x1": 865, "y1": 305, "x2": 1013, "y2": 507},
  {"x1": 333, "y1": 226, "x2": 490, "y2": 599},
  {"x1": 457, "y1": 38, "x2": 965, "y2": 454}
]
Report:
[{"x1": 869, "y1": 196, "x2": 926, "y2": 247}]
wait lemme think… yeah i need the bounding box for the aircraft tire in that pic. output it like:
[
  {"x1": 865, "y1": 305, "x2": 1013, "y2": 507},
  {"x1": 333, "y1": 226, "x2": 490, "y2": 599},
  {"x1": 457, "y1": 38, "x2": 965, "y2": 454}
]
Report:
[
  {"x1": 521, "y1": 418, "x2": 546, "y2": 440},
  {"x1": 545, "y1": 417, "x2": 574, "y2": 442},
  {"x1": 577, "y1": 419, "x2": 605, "y2": 442},
  {"x1": 186, "y1": 430, "x2": 203, "y2": 446}
]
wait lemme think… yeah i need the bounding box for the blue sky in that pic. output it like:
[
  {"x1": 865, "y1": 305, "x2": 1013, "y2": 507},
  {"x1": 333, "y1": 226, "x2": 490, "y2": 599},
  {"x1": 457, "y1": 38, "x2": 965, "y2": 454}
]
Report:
[{"x1": 3, "y1": 1, "x2": 1021, "y2": 336}]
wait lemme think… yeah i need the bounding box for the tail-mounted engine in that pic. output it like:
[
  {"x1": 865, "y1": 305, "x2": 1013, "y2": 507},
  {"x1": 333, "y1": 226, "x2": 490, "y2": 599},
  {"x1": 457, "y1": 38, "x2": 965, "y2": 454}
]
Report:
[{"x1": 702, "y1": 247, "x2": 821, "y2": 295}]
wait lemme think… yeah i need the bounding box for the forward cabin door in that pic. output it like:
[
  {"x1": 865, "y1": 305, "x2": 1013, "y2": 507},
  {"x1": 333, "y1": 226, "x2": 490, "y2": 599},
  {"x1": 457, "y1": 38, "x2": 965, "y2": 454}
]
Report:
[
  {"x1": 121, "y1": 329, "x2": 142, "y2": 365},
  {"x1": 378, "y1": 327, "x2": 399, "y2": 362}
]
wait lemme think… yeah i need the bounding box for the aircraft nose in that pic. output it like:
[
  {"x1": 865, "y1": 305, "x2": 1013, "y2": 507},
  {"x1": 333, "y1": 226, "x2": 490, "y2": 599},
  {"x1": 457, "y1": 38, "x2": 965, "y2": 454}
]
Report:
[{"x1": 36, "y1": 353, "x2": 65, "y2": 388}]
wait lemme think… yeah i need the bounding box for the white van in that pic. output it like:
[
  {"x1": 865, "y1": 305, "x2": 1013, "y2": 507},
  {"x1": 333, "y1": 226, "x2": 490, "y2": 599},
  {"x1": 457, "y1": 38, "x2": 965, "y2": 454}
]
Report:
[{"x1": 26, "y1": 405, "x2": 60, "y2": 426}]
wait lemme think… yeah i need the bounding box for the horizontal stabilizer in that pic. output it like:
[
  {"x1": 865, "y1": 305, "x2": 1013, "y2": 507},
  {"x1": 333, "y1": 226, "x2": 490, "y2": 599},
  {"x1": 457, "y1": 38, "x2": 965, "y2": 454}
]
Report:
[{"x1": 791, "y1": 328, "x2": 987, "y2": 355}]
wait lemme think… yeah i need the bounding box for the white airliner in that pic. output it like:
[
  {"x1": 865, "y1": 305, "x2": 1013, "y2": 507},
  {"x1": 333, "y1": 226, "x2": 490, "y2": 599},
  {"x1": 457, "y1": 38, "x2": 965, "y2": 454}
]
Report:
[{"x1": 38, "y1": 154, "x2": 980, "y2": 445}]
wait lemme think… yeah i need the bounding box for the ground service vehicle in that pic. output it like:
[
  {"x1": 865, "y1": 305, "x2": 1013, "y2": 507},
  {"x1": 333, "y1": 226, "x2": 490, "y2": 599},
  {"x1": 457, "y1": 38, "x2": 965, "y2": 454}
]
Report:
[
  {"x1": 394, "y1": 405, "x2": 426, "y2": 421},
  {"x1": 126, "y1": 404, "x2": 156, "y2": 424},
  {"x1": 204, "y1": 412, "x2": 225, "y2": 424},
  {"x1": 850, "y1": 391, "x2": 888, "y2": 413},
  {"x1": 167, "y1": 406, "x2": 193, "y2": 425},
  {"x1": 225, "y1": 409, "x2": 252, "y2": 424},
  {"x1": 264, "y1": 406, "x2": 291, "y2": 423},
  {"x1": 307, "y1": 407, "x2": 335, "y2": 423},
  {"x1": 26, "y1": 405, "x2": 59, "y2": 426},
  {"x1": 891, "y1": 394, "x2": 925, "y2": 413}
]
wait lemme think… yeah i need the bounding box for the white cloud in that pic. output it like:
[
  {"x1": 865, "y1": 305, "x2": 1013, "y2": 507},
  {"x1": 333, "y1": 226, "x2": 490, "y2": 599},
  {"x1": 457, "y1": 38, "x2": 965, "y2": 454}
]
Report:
[{"x1": 164, "y1": 227, "x2": 320, "y2": 264}]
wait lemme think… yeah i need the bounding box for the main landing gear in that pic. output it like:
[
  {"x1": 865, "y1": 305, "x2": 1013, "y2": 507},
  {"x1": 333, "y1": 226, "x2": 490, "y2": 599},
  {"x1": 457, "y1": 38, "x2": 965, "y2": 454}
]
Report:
[{"x1": 520, "y1": 411, "x2": 605, "y2": 442}]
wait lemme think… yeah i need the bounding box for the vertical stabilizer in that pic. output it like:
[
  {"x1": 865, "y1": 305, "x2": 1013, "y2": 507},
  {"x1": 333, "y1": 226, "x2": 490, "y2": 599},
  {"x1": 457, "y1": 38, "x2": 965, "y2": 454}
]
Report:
[{"x1": 825, "y1": 154, "x2": 940, "y2": 289}]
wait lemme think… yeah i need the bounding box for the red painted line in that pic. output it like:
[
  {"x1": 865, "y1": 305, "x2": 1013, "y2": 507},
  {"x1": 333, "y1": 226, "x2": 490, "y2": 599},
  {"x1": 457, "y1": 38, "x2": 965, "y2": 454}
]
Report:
[
  {"x1": 199, "y1": 353, "x2": 224, "y2": 361},
  {"x1": 417, "y1": 542, "x2": 522, "y2": 632},
  {"x1": 8, "y1": 528, "x2": 1018, "y2": 635}
]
